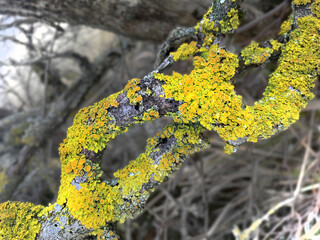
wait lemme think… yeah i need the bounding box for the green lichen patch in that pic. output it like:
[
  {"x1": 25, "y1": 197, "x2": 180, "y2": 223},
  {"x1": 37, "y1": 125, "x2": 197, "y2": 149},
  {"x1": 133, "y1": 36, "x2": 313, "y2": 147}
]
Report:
[{"x1": 0, "y1": 201, "x2": 44, "y2": 240}]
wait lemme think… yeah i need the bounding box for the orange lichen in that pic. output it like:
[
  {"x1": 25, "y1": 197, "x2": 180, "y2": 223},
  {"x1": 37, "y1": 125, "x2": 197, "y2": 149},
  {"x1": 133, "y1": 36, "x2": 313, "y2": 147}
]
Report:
[
  {"x1": 124, "y1": 78, "x2": 143, "y2": 105},
  {"x1": 141, "y1": 108, "x2": 160, "y2": 122},
  {"x1": 84, "y1": 165, "x2": 91, "y2": 172}
]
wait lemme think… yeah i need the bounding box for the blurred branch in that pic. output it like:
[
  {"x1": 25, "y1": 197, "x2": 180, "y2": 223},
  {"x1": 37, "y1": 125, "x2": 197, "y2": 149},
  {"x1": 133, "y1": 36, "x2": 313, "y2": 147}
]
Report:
[{"x1": 0, "y1": 48, "x2": 121, "y2": 202}]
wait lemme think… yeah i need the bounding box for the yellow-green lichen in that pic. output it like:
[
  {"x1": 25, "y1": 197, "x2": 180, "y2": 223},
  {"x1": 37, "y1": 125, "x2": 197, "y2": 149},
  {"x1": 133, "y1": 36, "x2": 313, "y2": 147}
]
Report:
[
  {"x1": 0, "y1": 201, "x2": 44, "y2": 240},
  {"x1": 171, "y1": 41, "x2": 198, "y2": 61},
  {"x1": 240, "y1": 40, "x2": 282, "y2": 65},
  {"x1": 124, "y1": 78, "x2": 143, "y2": 105},
  {"x1": 141, "y1": 108, "x2": 160, "y2": 122},
  {"x1": 311, "y1": 0, "x2": 320, "y2": 18},
  {"x1": 156, "y1": 15, "x2": 320, "y2": 153},
  {"x1": 270, "y1": 40, "x2": 282, "y2": 51},
  {"x1": 279, "y1": 16, "x2": 293, "y2": 35},
  {"x1": 195, "y1": 7, "x2": 240, "y2": 47},
  {"x1": 240, "y1": 41, "x2": 274, "y2": 65},
  {"x1": 224, "y1": 144, "x2": 236, "y2": 154},
  {"x1": 219, "y1": 8, "x2": 240, "y2": 34},
  {"x1": 57, "y1": 91, "x2": 130, "y2": 228},
  {"x1": 90, "y1": 228, "x2": 119, "y2": 240},
  {"x1": 293, "y1": 0, "x2": 312, "y2": 5},
  {"x1": 114, "y1": 124, "x2": 207, "y2": 198}
]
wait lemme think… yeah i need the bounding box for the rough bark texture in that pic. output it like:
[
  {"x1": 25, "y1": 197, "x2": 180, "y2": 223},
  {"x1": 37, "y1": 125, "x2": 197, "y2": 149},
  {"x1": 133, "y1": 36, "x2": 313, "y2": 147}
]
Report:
[{"x1": 0, "y1": 0, "x2": 211, "y2": 42}]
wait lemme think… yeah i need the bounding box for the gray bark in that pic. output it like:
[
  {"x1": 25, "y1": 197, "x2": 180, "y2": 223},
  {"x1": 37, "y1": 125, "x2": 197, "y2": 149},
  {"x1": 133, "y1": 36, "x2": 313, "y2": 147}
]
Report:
[{"x1": 0, "y1": 0, "x2": 211, "y2": 42}]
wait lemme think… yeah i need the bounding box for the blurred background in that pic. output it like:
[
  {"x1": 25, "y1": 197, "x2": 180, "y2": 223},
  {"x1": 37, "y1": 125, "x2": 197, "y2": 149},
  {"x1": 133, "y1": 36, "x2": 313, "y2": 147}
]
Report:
[{"x1": 0, "y1": 0, "x2": 320, "y2": 239}]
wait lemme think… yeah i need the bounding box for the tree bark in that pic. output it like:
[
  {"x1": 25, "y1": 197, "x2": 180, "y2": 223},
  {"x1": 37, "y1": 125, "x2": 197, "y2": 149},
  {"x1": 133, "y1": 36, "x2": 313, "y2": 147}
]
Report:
[{"x1": 0, "y1": 0, "x2": 211, "y2": 42}]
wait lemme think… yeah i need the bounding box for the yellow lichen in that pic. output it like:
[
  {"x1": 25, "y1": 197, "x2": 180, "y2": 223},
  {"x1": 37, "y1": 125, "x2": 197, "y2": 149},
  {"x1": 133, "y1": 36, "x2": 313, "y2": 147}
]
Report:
[
  {"x1": 279, "y1": 16, "x2": 293, "y2": 35},
  {"x1": 114, "y1": 124, "x2": 207, "y2": 196},
  {"x1": 125, "y1": 78, "x2": 143, "y2": 105},
  {"x1": 219, "y1": 8, "x2": 240, "y2": 34},
  {"x1": 171, "y1": 41, "x2": 198, "y2": 61},
  {"x1": 56, "y1": 90, "x2": 131, "y2": 228},
  {"x1": 141, "y1": 108, "x2": 160, "y2": 122},
  {"x1": 155, "y1": 14, "x2": 320, "y2": 153},
  {"x1": 195, "y1": 7, "x2": 240, "y2": 47},
  {"x1": 240, "y1": 41, "x2": 274, "y2": 65},
  {"x1": 311, "y1": 0, "x2": 320, "y2": 18},
  {"x1": 224, "y1": 144, "x2": 235, "y2": 154},
  {"x1": 293, "y1": 0, "x2": 312, "y2": 5},
  {"x1": 0, "y1": 201, "x2": 43, "y2": 240}
]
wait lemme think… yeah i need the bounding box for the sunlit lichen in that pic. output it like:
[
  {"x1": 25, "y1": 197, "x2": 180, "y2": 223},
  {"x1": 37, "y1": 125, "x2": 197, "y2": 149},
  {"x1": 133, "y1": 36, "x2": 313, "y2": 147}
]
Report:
[
  {"x1": 125, "y1": 78, "x2": 143, "y2": 105},
  {"x1": 156, "y1": 14, "x2": 320, "y2": 153}
]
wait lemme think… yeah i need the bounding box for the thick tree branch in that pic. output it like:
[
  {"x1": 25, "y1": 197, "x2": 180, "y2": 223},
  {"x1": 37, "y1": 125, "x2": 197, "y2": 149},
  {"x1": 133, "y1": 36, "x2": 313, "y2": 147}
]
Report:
[
  {"x1": 1, "y1": 0, "x2": 320, "y2": 239},
  {"x1": 0, "y1": 0, "x2": 212, "y2": 42}
]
